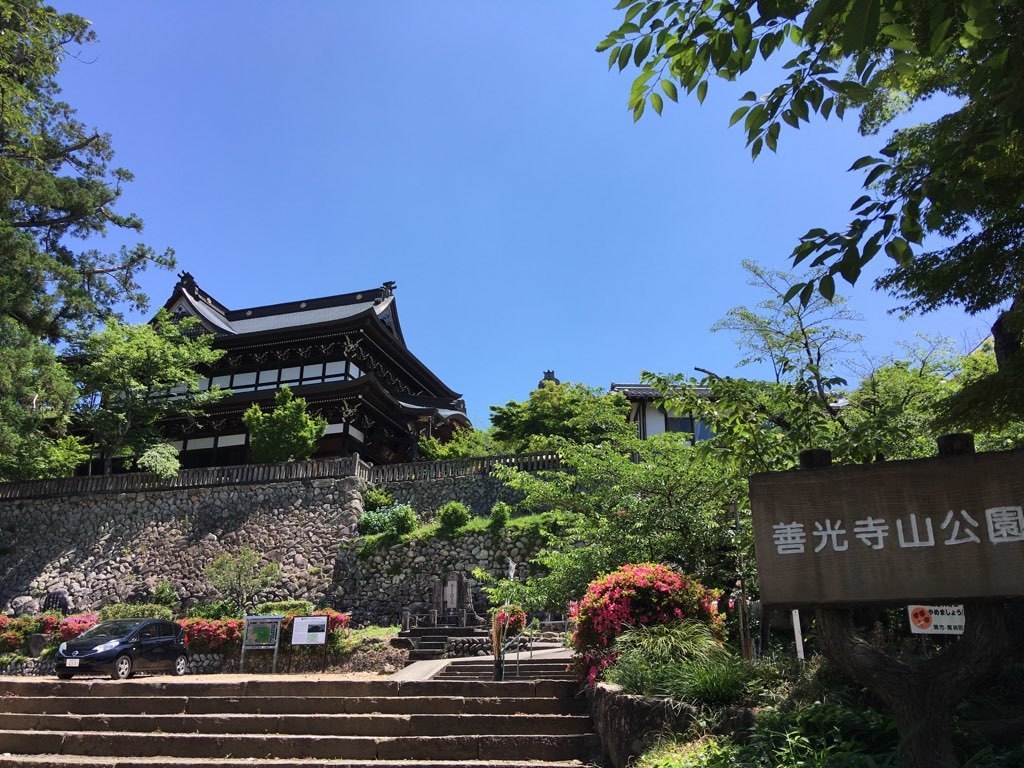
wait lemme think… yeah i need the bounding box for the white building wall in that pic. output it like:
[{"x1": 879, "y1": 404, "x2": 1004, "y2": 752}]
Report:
[{"x1": 644, "y1": 403, "x2": 666, "y2": 437}]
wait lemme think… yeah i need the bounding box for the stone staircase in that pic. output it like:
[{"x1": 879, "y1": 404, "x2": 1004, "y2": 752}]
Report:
[
  {"x1": 0, "y1": 677, "x2": 601, "y2": 767},
  {"x1": 399, "y1": 627, "x2": 490, "y2": 663},
  {"x1": 435, "y1": 657, "x2": 575, "y2": 682}
]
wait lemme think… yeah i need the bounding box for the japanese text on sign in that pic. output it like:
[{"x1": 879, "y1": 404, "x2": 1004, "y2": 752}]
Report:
[{"x1": 771, "y1": 507, "x2": 1023, "y2": 556}]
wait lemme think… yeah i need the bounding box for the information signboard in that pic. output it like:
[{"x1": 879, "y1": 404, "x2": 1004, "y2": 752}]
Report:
[
  {"x1": 749, "y1": 450, "x2": 1024, "y2": 607},
  {"x1": 243, "y1": 616, "x2": 282, "y2": 649},
  {"x1": 907, "y1": 605, "x2": 965, "y2": 635},
  {"x1": 291, "y1": 616, "x2": 328, "y2": 646},
  {"x1": 240, "y1": 615, "x2": 283, "y2": 673}
]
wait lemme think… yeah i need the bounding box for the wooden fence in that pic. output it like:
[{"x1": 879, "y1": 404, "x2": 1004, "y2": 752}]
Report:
[
  {"x1": 0, "y1": 456, "x2": 365, "y2": 501},
  {"x1": 0, "y1": 452, "x2": 560, "y2": 501},
  {"x1": 364, "y1": 452, "x2": 561, "y2": 483}
]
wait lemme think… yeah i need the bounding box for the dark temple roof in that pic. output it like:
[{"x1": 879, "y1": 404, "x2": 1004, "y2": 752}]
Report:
[{"x1": 162, "y1": 273, "x2": 404, "y2": 342}]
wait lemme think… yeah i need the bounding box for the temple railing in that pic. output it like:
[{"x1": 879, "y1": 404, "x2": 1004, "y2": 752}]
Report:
[
  {"x1": 0, "y1": 452, "x2": 560, "y2": 501},
  {"x1": 363, "y1": 452, "x2": 562, "y2": 483},
  {"x1": 0, "y1": 456, "x2": 367, "y2": 501}
]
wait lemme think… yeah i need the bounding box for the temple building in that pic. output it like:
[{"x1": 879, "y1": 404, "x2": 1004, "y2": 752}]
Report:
[
  {"x1": 157, "y1": 273, "x2": 469, "y2": 467},
  {"x1": 609, "y1": 381, "x2": 713, "y2": 442}
]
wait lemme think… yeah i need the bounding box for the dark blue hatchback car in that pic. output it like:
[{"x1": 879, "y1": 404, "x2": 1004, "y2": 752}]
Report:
[{"x1": 54, "y1": 619, "x2": 189, "y2": 680}]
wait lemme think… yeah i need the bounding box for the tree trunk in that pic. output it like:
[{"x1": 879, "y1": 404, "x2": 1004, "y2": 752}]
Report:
[
  {"x1": 891, "y1": 700, "x2": 957, "y2": 768},
  {"x1": 991, "y1": 294, "x2": 1022, "y2": 370},
  {"x1": 815, "y1": 603, "x2": 1021, "y2": 768},
  {"x1": 103, "y1": 454, "x2": 113, "y2": 475}
]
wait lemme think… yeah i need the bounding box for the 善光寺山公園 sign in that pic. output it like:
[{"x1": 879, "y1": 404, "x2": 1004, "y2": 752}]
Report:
[
  {"x1": 907, "y1": 605, "x2": 965, "y2": 635},
  {"x1": 291, "y1": 616, "x2": 328, "y2": 645},
  {"x1": 749, "y1": 450, "x2": 1024, "y2": 607}
]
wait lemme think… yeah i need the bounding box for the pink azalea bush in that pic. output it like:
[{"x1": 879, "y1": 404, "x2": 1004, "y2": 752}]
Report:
[
  {"x1": 572, "y1": 563, "x2": 724, "y2": 685},
  {"x1": 57, "y1": 613, "x2": 99, "y2": 642},
  {"x1": 179, "y1": 617, "x2": 244, "y2": 651}
]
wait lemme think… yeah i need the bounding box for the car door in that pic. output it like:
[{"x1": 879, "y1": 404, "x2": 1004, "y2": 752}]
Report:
[{"x1": 135, "y1": 622, "x2": 163, "y2": 670}]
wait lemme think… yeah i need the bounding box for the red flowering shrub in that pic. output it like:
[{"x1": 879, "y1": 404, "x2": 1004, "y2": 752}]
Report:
[
  {"x1": 0, "y1": 631, "x2": 21, "y2": 653},
  {"x1": 494, "y1": 606, "x2": 527, "y2": 634},
  {"x1": 37, "y1": 613, "x2": 62, "y2": 634},
  {"x1": 313, "y1": 609, "x2": 351, "y2": 632},
  {"x1": 572, "y1": 563, "x2": 723, "y2": 685},
  {"x1": 179, "y1": 618, "x2": 243, "y2": 652},
  {"x1": 58, "y1": 613, "x2": 99, "y2": 642}
]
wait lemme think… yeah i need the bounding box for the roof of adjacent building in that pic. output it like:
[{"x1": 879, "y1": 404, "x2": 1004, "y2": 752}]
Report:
[
  {"x1": 610, "y1": 382, "x2": 711, "y2": 400},
  {"x1": 163, "y1": 272, "x2": 404, "y2": 342}
]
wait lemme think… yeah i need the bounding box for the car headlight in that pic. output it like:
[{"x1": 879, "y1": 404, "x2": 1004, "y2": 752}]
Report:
[
  {"x1": 93, "y1": 640, "x2": 120, "y2": 653},
  {"x1": 58, "y1": 642, "x2": 67, "y2": 654}
]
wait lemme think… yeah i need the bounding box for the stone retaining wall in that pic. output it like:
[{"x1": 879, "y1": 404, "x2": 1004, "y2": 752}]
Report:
[
  {"x1": 0, "y1": 468, "x2": 548, "y2": 628},
  {"x1": 333, "y1": 529, "x2": 546, "y2": 625},
  {"x1": 0, "y1": 477, "x2": 363, "y2": 614},
  {"x1": 382, "y1": 475, "x2": 520, "y2": 518}
]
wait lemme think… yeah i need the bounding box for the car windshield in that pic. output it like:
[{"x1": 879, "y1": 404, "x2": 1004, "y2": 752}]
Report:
[{"x1": 76, "y1": 620, "x2": 145, "y2": 640}]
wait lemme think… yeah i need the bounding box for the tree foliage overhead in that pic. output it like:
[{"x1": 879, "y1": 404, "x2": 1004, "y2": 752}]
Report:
[{"x1": 602, "y1": 0, "x2": 1024, "y2": 419}]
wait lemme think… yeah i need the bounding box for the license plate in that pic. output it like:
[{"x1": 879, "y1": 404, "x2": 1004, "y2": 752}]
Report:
[{"x1": 65, "y1": 659, "x2": 79, "y2": 668}]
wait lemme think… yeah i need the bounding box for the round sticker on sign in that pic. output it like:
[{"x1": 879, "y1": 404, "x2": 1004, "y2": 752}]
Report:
[
  {"x1": 907, "y1": 604, "x2": 965, "y2": 635},
  {"x1": 910, "y1": 606, "x2": 932, "y2": 630}
]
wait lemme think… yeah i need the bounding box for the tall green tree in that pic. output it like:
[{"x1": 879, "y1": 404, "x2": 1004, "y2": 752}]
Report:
[
  {"x1": 601, "y1": 0, "x2": 1024, "y2": 422},
  {"x1": 70, "y1": 311, "x2": 224, "y2": 473},
  {"x1": 496, "y1": 433, "x2": 744, "y2": 610},
  {"x1": 0, "y1": 2, "x2": 173, "y2": 342},
  {"x1": 0, "y1": 318, "x2": 89, "y2": 481},
  {"x1": 489, "y1": 380, "x2": 633, "y2": 452},
  {"x1": 242, "y1": 386, "x2": 327, "y2": 464},
  {"x1": 0, "y1": 3, "x2": 173, "y2": 479}
]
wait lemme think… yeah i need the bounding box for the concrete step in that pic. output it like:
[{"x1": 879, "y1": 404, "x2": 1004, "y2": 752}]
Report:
[
  {"x1": 0, "y1": 713, "x2": 593, "y2": 737},
  {"x1": 400, "y1": 627, "x2": 488, "y2": 639},
  {"x1": 0, "y1": 731, "x2": 602, "y2": 762},
  {"x1": 0, "y1": 695, "x2": 589, "y2": 716},
  {"x1": 0, "y1": 678, "x2": 578, "y2": 699},
  {"x1": 0, "y1": 758, "x2": 591, "y2": 767}
]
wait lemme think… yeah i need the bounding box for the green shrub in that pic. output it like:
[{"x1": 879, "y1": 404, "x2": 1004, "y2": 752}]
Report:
[
  {"x1": 204, "y1": 546, "x2": 282, "y2": 611},
  {"x1": 152, "y1": 581, "x2": 179, "y2": 609},
  {"x1": 359, "y1": 503, "x2": 417, "y2": 536},
  {"x1": 136, "y1": 443, "x2": 181, "y2": 479},
  {"x1": 606, "y1": 621, "x2": 751, "y2": 707},
  {"x1": 185, "y1": 599, "x2": 242, "y2": 619},
  {"x1": 489, "y1": 501, "x2": 511, "y2": 529},
  {"x1": 437, "y1": 500, "x2": 470, "y2": 533},
  {"x1": 256, "y1": 600, "x2": 314, "y2": 616},
  {"x1": 99, "y1": 603, "x2": 174, "y2": 621},
  {"x1": 363, "y1": 486, "x2": 393, "y2": 512}
]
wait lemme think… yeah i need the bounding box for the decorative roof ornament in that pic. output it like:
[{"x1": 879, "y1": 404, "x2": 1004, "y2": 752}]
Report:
[
  {"x1": 382, "y1": 280, "x2": 397, "y2": 298},
  {"x1": 538, "y1": 370, "x2": 560, "y2": 389}
]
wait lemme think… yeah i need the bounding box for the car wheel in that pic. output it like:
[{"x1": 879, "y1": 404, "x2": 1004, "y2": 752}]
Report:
[
  {"x1": 172, "y1": 654, "x2": 188, "y2": 676},
  {"x1": 56, "y1": 672, "x2": 74, "y2": 680},
  {"x1": 111, "y1": 654, "x2": 133, "y2": 680}
]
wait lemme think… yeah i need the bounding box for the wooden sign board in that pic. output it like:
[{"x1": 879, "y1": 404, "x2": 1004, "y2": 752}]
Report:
[{"x1": 749, "y1": 450, "x2": 1024, "y2": 607}]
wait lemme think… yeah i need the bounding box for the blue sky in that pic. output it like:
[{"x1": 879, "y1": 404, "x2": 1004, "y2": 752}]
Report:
[{"x1": 57, "y1": 2, "x2": 990, "y2": 426}]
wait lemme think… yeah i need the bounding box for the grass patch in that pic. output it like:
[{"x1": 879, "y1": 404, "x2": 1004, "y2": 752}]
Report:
[
  {"x1": 357, "y1": 509, "x2": 569, "y2": 558},
  {"x1": 330, "y1": 625, "x2": 400, "y2": 654}
]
